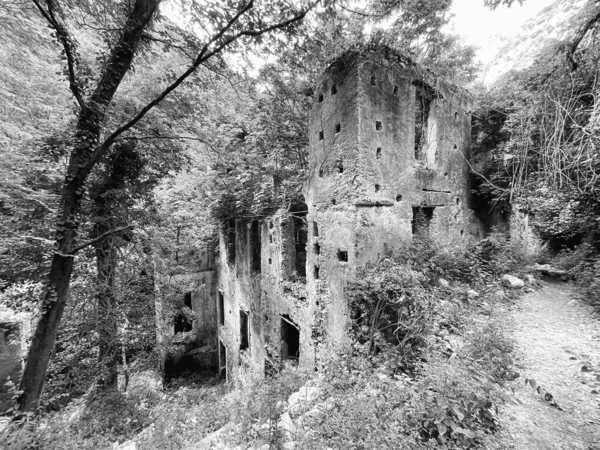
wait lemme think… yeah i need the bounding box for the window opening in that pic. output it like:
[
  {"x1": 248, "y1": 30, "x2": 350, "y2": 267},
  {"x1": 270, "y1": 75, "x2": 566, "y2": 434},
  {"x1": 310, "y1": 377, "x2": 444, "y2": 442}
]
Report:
[
  {"x1": 414, "y1": 82, "x2": 434, "y2": 160},
  {"x1": 396, "y1": 194, "x2": 403, "y2": 202},
  {"x1": 318, "y1": 93, "x2": 323, "y2": 102},
  {"x1": 335, "y1": 123, "x2": 341, "y2": 133},
  {"x1": 269, "y1": 235, "x2": 273, "y2": 243},
  {"x1": 370, "y1": 75, "x2": 376, "y2": 86},
  {"x1": 313, "y1": 243, "x2": 320, "y2": 255},
  {"x1": 219, "y1": 341, "x2": 227, "y2": 379},
  {"x1": 376, "y1": 147, "x2": 381, "y2": 159},
  {"x1": 313, "y1": 222, "x2": 319, "y2": 237},
  {"x1": 314, "y1": 266, "x2": 320, "y2": 279},
  {"x1": 319, "y1": 130, "x2": 324, "y2": 141},
  {"x1": 218, "y1": 291, "x2": 225, "y2": 325},
  {"x1": 227, "y1": 219, "x2": 236, "y2": 264},
  {"x1": 337, "y1": 250, "x2": 348, "y2": 262},
  {"x1": 239, "y1": 310, "x2": 249, "y2": 350},
  {"x1": 334, "y1": 159, "x2": 343, "y2": 173},
  {"x1": 174, "y1": 292, "x2": 193, "y2": 333},
  {"x1": 291, "y1": 202, "x2": 308, "y2": 279},
  {"x1": 375, "y1": 184, "x2": 380, "y2": 192},
  {"x1": 393, "y1": 85, "x2": 399, "y2": 95},
  {"x1": 281, "y1": 316, "x2": 300, "y2": 361},
  {"x1": 375, "y1": 121, "x2": 382, "y2": 131},
  {"x1": 412, "y1": 206, "x2": 435, "y2": 237},
  {"x1": 331, "y1": 84, "x2": 337, "y2": 95},
  {"x1": 331, "y1": 199, "x2": 336, "y2": 205},
  {"x1": 250, "y1": 220, "x2": 261, "y2": 272}
]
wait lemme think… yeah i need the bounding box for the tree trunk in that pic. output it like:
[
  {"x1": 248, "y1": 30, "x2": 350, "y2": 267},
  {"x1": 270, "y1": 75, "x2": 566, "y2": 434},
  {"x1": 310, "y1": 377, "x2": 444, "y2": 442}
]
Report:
[
  {"x1": 17, "y1": 0, "x2": 160, "y2": 412},
  {"x1": 95, "y1": 208, "x2": 119, "y2": 389}
]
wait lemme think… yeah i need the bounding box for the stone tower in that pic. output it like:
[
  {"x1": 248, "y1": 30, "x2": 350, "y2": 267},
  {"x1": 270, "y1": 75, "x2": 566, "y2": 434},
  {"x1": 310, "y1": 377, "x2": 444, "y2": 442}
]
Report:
[{"x1": 305, "y1": 46, "x2": 477, "y2": 343}]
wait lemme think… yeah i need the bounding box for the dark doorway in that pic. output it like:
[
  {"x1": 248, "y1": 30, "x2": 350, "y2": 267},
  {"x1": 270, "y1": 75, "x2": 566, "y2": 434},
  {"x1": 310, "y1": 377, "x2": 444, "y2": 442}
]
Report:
[
  {"x1": 412, "y1": 206, "x2": 435, "y2": 237},
  {"x1": 239, "y1": 309, "x2": 249, "y2": 351},
  {"x1": 281, "y1": 316, "x2": 300, "y2": 361}
]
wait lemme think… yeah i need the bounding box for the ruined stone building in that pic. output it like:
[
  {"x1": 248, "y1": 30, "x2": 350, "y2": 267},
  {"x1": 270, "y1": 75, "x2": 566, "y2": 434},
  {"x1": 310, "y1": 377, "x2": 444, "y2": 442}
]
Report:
[{"x1": 158, "y1": 46, "x2": 478, "y2": 379}]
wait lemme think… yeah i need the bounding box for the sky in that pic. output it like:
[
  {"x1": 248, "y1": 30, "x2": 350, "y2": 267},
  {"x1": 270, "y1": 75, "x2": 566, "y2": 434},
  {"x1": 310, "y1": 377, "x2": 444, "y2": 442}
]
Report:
[{"x1": 448, "y1": 0, "x2": 557, "y2": 64}]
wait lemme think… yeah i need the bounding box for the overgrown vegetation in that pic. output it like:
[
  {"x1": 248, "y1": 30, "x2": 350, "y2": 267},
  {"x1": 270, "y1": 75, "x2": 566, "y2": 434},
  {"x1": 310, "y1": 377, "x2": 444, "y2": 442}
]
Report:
[{"x1": 0, "y1": 238, "x2": 527, "y2": 450}]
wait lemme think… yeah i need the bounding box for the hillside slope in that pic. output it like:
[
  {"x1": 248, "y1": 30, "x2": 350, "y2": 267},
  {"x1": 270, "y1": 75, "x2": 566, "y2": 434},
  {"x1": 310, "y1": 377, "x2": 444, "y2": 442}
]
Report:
[{"x1": 482, "y1": 0, "x2": 589, "y2": 84}]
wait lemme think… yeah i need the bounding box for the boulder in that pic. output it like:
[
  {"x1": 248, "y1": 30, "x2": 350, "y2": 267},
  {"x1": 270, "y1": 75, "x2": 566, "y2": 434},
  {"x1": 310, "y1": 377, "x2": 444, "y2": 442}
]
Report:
[
  {"x1": 439, "y1": 278, "x2": 450, "y2": 288},
  {"x1": 532, "y1": 264, "x2": 569, "y2": 280},
  {"x1": 502, "y1": 274, "x2": 525, "y2": 288},
  {"x1": 288, "y1": 386, "x2": 321, "y2": 415}
]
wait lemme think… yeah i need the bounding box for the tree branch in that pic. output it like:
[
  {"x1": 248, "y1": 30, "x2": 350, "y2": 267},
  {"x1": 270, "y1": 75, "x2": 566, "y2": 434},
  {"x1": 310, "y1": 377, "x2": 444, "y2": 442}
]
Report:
[
  {"x1": 567, "y1": 6, "x2": 600, "y2": 71},
  {"x1": 69, "y1": 225, "x2": 133, "y2": 254},
  {"x1": 85, "y1": 0, "x2": 315, "y2": 172},
  {"x1": 32, "y1": 0, "x2": 87, "y2": 112}
]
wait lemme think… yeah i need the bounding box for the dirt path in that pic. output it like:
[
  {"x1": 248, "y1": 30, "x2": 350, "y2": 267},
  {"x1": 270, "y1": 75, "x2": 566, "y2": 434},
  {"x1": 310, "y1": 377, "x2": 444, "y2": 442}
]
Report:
[{"x1": 496, "y1": 282, "x2": 600, "y2": 450}]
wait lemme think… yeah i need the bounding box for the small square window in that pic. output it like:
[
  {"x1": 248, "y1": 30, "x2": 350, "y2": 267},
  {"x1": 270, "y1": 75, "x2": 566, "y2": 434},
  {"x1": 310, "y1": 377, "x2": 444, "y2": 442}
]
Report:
[{"x1": 337, "y1": 250, "x2": 348, "y2": 262}]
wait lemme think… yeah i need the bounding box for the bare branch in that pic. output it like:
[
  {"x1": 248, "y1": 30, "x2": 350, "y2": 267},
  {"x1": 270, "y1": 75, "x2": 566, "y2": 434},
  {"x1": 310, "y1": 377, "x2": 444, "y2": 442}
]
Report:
[
  {"x1": 32, "y1": 0, "x2": 87, "y2": 112},
  {"x1": 68, "y1": 225, "x2": 134, "y2": 254},
  {"x1": 85, "y1": 0, "x2": 315, "y2": 171}
]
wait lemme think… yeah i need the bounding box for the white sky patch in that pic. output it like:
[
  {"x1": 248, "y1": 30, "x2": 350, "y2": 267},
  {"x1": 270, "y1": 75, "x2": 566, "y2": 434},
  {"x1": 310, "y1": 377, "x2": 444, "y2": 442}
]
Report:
[{"x1": 448, "y1": 0, "x2": 557, "y2": 64}]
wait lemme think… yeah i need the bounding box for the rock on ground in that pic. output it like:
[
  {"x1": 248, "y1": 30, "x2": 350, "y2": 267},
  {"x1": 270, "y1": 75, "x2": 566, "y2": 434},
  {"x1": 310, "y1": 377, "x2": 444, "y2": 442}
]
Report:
[{"x1": 502, "y1": 274, "x2": 525, "y2": 288}]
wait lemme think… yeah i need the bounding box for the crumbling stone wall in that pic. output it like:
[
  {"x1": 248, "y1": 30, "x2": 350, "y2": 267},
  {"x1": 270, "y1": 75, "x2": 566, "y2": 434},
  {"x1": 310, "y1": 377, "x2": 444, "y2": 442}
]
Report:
[
  {"x1": 155, "y1": 244, "x2": 218, "y2": 378},
  {"x1": 305, "y1": 46, "x2": 478, "y2": 343},
  {"x1": 509, "y1": 205, "x2": 543, "y2": 256},
  {"x1": 216, "y1": 215, "x2": 316, "y2": 379},
  {"x1": 205, "y1": 46, "x2": 480, "y2": 378}
]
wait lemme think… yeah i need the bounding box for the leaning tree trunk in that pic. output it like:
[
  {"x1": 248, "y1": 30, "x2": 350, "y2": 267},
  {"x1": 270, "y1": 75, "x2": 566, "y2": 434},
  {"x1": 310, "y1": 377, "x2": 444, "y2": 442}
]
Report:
[{"x1": 17, "y1": 0, "x2": 161, "y2": 412}]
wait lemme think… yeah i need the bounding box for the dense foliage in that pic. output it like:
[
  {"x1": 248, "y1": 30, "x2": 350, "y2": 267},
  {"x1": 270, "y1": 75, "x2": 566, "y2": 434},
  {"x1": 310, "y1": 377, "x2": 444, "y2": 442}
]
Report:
[{"x1": 473, "y1": 1, "x2": 600, "y2": 244}]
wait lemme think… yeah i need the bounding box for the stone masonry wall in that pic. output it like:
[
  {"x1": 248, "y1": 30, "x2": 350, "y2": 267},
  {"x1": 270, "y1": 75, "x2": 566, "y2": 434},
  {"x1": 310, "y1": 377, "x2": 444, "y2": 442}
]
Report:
[
  {"x1": 305, "y1": 46, "x2": 478, "y2": 343},
  {"x1": 207, "y1": 46, "x2": 479, "y2": 378}
]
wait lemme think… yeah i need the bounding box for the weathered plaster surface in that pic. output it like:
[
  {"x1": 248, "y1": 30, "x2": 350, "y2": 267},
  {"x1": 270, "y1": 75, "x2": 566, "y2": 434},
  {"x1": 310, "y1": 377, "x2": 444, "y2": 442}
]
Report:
[{"x1": 165, "y1": 46, "x2": 480, "y2": 380}]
